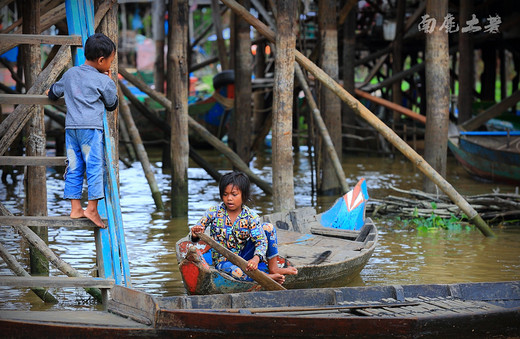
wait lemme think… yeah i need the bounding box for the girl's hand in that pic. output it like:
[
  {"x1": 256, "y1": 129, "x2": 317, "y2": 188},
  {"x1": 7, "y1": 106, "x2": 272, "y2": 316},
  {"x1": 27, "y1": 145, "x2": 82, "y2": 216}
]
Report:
[
  {"x1": 246, "y1": 255, "x2": 260, "y2": 271},
  {"x1": 191, "y1": 225, "x2": 204, "y2": 236}
]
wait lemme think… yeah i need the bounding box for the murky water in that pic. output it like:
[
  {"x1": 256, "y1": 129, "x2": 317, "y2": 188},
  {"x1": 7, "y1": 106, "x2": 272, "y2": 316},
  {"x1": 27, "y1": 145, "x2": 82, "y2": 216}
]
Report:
[{"x1": 1, "y1": 147, "x2": 519, "y2": 311}]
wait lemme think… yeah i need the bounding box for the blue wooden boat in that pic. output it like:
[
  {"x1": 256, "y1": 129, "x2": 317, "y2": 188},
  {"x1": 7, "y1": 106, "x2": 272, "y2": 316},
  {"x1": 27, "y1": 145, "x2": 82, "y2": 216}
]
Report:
[
  {"x1": 176, "y1": 179, "x2": 377, "y2": 295},
  {"x1": 448, "y1": 124, "x2": 520, "y2": 185}
]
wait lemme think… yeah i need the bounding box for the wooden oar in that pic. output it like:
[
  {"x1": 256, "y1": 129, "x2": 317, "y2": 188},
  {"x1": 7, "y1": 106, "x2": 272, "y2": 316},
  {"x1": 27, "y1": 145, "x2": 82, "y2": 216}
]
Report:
[{"x1": 195, "y1": 232, "x2": 286, "y2": 291}]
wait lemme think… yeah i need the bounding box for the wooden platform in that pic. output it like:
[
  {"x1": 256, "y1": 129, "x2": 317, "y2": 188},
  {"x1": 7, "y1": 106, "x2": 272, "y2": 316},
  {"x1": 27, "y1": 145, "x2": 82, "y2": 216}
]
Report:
[
  {"x1": 0, "y1": 216, "x2": 107, "y2": 228},
  {"x1": 0, "y1": 310, "x2": 148, "y2": 328}
]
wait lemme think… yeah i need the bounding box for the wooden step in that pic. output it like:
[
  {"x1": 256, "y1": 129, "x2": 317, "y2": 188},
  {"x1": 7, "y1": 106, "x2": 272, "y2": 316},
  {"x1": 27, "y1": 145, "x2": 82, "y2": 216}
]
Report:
[
  {"x1": 0, "y1": 216, "x2": 108, "y2": 228},
  {"x1": 0, "y1": 34, "x2": 82, "y2": 49},
  {"x1": 0, "y1": 276, "x2": 114, "y2": 289},
  {"x1": 0, "y1": 94, "x2": 65, "y2": 106},
  {"x1": 0, "y1": 156, "x2": 67, "y2": 166}
]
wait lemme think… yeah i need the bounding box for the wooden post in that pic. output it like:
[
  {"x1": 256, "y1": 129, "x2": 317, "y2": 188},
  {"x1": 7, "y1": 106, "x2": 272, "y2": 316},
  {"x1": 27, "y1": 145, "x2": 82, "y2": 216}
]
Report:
[
  {"x1": 96, "y1": 0, "x2": 119, "y2": 182},
  {"x1": 167, "y1": 0, "x2": 189, "y2": 217},
  {"x1": 211, "y1": 0, "x2": 229, "y2": 70},
  {"x1": 152, "y1": 0, "x2": 165, "y2": 93},
  {"x1": 271, "y1": 0, "x2": 296, "y2": 212},
  {"x1": 21, "y1": 0, "x2": 49, "y2": 277},
  {"x1": 317, "y1": 0, "x2": 342, "y2": 195},
  {"x1": 423, "y1": 0, "x2": 449, "y2": 194},
  {"x1": 230, "y1": 0, "x2": 252, "y2": 164},
  {"x1": 118, "y1": 86, "x2": 164, "y2": 211},
  {"x1": 342, "y1": 0, "x2": 356, "y2": 149},
  {"x1": 219, "y1": 0, "x2": 495, "y2": 237},
  {"x1": 481, "y1": 45, "x2": 496, "y2": 102},
  {"x1": 457, "y1": 0, "x2": 474, "y2": 124},
  {"x1": 392, "y1": 0, "x2": 406, "y2": 129}
]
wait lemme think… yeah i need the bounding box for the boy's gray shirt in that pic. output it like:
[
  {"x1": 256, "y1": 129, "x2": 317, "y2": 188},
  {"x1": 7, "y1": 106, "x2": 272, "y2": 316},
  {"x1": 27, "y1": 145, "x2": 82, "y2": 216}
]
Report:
[{"x1": 49, "y1": 64, "x2": 118, "y2": 130}]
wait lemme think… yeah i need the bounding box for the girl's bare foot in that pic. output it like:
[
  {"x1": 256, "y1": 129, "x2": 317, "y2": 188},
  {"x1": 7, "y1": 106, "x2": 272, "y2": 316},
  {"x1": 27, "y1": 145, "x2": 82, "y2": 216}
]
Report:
[
  {"x1": 268, "y1": 273, "x2": 285, "y2": 284},
  {"x1": 84, "y1": 209, "x2": 105, "y2": 228}
]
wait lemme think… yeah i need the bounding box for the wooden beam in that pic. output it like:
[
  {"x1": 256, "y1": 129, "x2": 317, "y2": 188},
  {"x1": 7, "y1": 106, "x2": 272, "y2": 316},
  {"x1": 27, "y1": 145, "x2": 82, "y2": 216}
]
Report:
[
  {"x1": 0, "y1": 94, "x2": 65, "y2": 106},
  {"x1": 0, "y1": 276, "x2": 114, "y2": 289},
  {"x1": 0, "y1": 216, "x2": 107, "y2": 228},
  {"x1": 460, "y1": 89, "x2": 520, "y2": 131},
  {"x1": 0, "y1": 34, "x2": 82, "y2": 50},
  {"x1": 355, "y1": 89, "x2": 426, "y2": 124},
  {"x1": 0, "y1": 156, "x2": 66, "y2": 166}
]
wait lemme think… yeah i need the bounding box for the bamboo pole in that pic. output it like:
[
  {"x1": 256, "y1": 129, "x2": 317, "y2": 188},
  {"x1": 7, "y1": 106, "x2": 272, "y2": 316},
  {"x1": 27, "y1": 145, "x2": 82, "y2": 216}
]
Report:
[
  {"x1": 117, "y1": 86, "x2": 164, "y2": 211},
  {"x1": 118, "y1": 67, "x2": 273, "y2": 195},
  {"x1": 0, "y1": 242, "x2": 58, "y2": 303},
  {"x1": 0, "y1": 203, "x2": 103, "y2": 302},
  {"x1": 219, "y1": 0, "x2": 495, "y2": 237},
  {"x1": 195, "y1": 232, "x2": 285, "y2": 291},
  {"x1": 295, "y1": 65, "x2": 348, "y2": 193},
  {"x1": 460, "y1": 90, "x2": 520, "y2": 131}
]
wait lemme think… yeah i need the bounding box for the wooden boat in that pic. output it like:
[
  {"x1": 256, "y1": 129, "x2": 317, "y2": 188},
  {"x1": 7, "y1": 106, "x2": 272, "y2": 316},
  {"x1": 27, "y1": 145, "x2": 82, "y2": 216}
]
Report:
[
  {"x1": 176, "y1": 179, "x2": 378, "y2": 295},
  {"x1": 5, "y1": 281, "x2": 519, "y2": 338},
  {"x1": 448, "y1": 124, "x2": 520, "y2": 184}
]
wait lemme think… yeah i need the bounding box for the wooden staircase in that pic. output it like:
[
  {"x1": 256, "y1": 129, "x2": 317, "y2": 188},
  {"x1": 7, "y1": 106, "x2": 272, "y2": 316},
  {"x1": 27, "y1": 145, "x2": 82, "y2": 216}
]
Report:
[{"x1": 0, "y1": 0, "x2": 129, "y2": 305}]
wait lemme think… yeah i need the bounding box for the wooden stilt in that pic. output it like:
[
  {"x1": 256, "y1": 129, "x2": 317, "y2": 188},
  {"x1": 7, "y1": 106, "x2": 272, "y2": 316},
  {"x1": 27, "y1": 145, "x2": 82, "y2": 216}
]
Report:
[
  {"x1": 211, "y1": 0, "x2": 229, "y2": 70},
  {"x1": 423, "y1": 0, "x2": 450, "y2": 193},
  {"x1": 167, "y1": 0, "x2": 189, "y2": 217},
  {"x1": 457, "y1": 0, "x2": 474, "y2": 124},
  {"x1": 152, "y1": 0, "x2": 165, "y2": 93},
  {"x1": 271, "y1": 0, "x2": 297, "y2": 212}
]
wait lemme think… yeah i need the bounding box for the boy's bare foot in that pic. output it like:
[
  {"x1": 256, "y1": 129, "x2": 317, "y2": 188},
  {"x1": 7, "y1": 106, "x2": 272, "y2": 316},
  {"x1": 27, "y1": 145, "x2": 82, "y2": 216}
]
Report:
[
  {"x1": 268, "y1": 273, "x2": 285, "y2": 284},
  {"x1": 70, "y1": 210, "x2": 86, "y2": 219},
  {"x1": 84, "y1": 209, "x2": 106, "y2": 228}
]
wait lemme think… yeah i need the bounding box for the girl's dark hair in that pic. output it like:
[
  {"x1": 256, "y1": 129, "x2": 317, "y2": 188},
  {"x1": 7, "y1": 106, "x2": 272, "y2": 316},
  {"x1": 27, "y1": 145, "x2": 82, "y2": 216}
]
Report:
[
  {"x1": 84, "y1": 33, "x2": 116, "y2": 61},
  {"x1": 219, "y1": 171, "x2": 251, "y2": 203}
]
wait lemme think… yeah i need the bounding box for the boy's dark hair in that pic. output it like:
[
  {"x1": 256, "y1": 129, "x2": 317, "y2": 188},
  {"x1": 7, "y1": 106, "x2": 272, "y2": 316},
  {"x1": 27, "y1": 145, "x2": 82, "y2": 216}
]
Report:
[
  {"x1": 84, "y1": 33, "x2": 116, "y2": 61},
  {"x1": 219, "y1": 171, "x2": 251, "y2": 203}
]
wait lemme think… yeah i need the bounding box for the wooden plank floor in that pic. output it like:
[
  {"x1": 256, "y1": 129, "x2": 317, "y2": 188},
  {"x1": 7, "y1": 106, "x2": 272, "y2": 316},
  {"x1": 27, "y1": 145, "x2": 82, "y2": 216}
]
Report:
[{"x1": 0, "y1": 310, "x2": 149, "y2": 328}]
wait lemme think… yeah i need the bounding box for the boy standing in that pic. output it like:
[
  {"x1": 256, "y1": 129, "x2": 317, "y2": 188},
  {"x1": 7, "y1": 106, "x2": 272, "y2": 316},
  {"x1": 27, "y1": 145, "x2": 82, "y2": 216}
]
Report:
[{"x1": 47, "y1": 33, "x2": 118, "y2": 228}]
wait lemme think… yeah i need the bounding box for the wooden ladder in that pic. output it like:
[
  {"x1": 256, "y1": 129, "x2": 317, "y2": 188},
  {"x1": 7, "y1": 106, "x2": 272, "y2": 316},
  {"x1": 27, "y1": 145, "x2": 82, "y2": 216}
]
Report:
[{"x1": 0, "y1": 0, "x2": 130, "y2": 303}]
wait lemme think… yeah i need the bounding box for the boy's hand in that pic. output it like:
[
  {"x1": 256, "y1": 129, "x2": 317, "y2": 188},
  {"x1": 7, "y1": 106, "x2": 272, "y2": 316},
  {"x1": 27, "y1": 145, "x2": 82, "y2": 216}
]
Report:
[
  {"x1": 45, "y1": 89, "x2": 49, "y2": 95},
  {"x1": 104, "y1": 69, "x2": 112, "y2": 77}
]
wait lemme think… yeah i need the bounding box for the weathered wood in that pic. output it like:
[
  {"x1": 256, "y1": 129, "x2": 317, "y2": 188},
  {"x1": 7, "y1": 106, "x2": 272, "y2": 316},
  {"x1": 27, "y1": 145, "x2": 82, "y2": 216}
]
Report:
[
  {"x1": 392, "y1": 0, "x2": 406, "y2": 127},
  {"x1": 167, "y1": 0, "x2": 189, "y2": 216},
  {"x1": 0, "y1": 242, "x2": 58, "y2": 303},
  {"x1": 317, "y1": 0, "x2": 342, "y2": 195},
  {"x1": 310, "y1": 226, "x2": 358, "y2": 240},
  {"x1": 0, "y1": 156, "x2": 66, "y2": 166},
  {"x1": 219, "y1": 0, "x2": 494, "y2": 237},
  {"x1": 460, "y1": 90, "x2": 520, "y2": 131},
  {"x1": 0, "y1": 215, "x2": 107, "y2": 228},
  {"x1": 0, "y1": 276, "x2": 115, "y2": 289},
  {"x1": 355, "y1": 89, "x2": 426, "y2": 124},
  {"x1": 0, "y1": 93, "x2": 65, "y2": 105},
  {"x1": 0, "y1": 44, "x2": 71, "y2": 155},
  {"x1": 195, "y1": 232, "x2": 286, "y2": 291},
  {"x1": 271, "y1": 0, "x2": 296, "y2": 212},
  {"x1": 423, "y1": 0, "x2": 450, "y2": 193},
  {"x1": 457, "y1": 0, "x2": 474, "y2": 123},
  {"x1": 0, "y1": 34, "x2": 82, "y2": 50},
  {"x1": 0, "y1": 203, "x2": 103, "y2": 302},
  {"x1": 152, "y1": 0, "x2": 166, "y2": 93},
  {"x1": 211, "y1": 0, "x2": 229, "y2": 70},
  {"x1": 117, "y1": 86, "x2": 164, "y2": 211},
  {"x1": 118, "y1": 67, "x2": 273, "y2": 195}
]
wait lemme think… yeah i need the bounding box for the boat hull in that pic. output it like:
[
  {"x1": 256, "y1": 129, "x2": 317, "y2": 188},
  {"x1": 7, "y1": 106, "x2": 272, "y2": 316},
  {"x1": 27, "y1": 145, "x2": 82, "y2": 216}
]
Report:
[{"x1": 448, "y1": 136, "x2": 520, "y2": 184}]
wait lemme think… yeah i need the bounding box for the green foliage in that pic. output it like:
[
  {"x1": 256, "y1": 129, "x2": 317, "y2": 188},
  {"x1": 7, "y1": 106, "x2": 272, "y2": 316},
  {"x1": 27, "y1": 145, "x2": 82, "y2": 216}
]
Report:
[{"x1": 395, "y1": 202, "x2": 472, "y2": 232}]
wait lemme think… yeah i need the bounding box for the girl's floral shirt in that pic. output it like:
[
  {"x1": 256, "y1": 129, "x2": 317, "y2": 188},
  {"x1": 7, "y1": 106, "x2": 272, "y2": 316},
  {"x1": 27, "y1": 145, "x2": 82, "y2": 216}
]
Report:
[{"x1": 194, "y1": 203, "x2": 267, "y2": 266}]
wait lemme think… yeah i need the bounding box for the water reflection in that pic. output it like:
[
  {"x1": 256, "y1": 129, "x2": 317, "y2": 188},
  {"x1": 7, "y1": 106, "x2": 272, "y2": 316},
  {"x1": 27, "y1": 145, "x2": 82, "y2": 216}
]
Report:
[{"x1": 1, "y1": 147, "x2": 519, "y2": 311}]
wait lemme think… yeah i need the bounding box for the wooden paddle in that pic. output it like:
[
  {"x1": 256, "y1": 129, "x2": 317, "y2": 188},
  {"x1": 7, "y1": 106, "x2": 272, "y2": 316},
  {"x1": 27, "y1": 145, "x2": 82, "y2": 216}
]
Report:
[{"x1": 195, "y1": 232, "x2": 286, "y2": 291}]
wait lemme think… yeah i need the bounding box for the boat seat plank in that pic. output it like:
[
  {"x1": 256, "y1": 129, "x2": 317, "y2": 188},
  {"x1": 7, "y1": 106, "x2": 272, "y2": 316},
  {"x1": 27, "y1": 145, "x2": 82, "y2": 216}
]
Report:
[
  {"x1": 0, "y1": 310, "x2": 149, "y2": 328},
  {"x1": 0, "y1": 216, "x2": 108, "y2": 228},
  {"x1": 0, "y1": 276, "x2": 114, "y2": 289}
]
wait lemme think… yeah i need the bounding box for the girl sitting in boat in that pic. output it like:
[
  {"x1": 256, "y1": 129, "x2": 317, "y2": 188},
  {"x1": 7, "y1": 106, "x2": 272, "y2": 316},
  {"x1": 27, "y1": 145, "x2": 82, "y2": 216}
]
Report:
[{"x1": 190, "y1": 171, "x2": 297, "y2": 284}]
